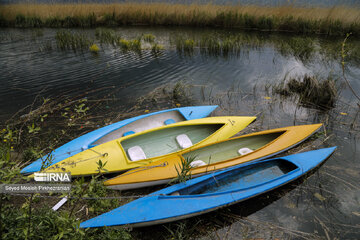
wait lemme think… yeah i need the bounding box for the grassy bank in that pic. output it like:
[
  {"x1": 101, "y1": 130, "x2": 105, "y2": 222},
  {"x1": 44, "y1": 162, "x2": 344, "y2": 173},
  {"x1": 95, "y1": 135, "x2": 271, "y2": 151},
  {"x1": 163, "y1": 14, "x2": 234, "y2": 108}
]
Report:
[
  {"x1": 0, "y1": 81, "x2": 195, "y2": 239},
  {"x1": 0, "y1": 3, "x2": 360, "y2": 36}
]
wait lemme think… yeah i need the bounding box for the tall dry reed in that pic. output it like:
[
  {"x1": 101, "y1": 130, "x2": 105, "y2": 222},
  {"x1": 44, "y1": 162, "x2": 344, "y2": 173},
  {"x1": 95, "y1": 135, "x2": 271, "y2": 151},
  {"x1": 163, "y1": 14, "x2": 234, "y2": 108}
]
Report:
[{"x1": 1, "y1": 3, "x2": 359, "y2": 35}]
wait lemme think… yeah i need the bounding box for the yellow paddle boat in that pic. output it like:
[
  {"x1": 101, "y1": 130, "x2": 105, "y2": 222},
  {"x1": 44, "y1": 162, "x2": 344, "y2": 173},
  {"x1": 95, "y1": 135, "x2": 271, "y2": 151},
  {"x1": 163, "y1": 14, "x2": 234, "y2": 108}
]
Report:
[
  {"x1": 33, "y1": 116, "x2": 256, "y2": 177},
  {"x1": 104, "y1": 124, "x2": 322, "y2": 190}
]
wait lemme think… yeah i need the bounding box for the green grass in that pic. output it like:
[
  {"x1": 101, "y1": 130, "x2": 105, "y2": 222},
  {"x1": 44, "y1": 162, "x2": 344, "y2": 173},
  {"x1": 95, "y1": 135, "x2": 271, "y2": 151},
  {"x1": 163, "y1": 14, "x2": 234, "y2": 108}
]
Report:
[
  {"x1": 55, "y1": 30, "x2": 93, "y2": 51},
  {"x1": 95, "y1": 28, "x2": 121, "y2": 45}
]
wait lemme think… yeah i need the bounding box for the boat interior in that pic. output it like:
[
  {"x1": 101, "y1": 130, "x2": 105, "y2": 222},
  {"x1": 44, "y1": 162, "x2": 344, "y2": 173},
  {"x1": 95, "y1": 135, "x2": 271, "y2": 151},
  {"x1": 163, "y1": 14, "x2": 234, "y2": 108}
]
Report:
[
  {"x1": 121, "y1": 124, "x2": 224, "y2": 161},
  {"x1": 91, "y1": 110, "x2": 186, "y2": 146},
  {"x1": 181, "y1": 131, "x2": 285, "y2": 166},
  {"x1": 174, "y1": 159, "x2": 298, "y2": 196}
]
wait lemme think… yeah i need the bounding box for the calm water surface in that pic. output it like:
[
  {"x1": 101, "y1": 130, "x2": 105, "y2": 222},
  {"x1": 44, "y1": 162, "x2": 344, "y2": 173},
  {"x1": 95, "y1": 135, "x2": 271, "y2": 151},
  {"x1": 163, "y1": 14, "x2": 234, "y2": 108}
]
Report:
[{"x1": 0, "y1": 27, "x2": 359, "y2": 239}]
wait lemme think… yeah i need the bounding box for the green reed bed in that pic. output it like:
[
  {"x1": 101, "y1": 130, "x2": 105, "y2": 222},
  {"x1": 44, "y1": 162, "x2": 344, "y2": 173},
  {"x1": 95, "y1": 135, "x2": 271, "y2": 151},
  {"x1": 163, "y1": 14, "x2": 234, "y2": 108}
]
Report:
[
  {"x1": 143, "y1": 33, "x2": 155, "y2": 43},
  {"x1": 95, "y1": 28, "x2": 121, "y2": 45},
  {"x1": 273, "y1": 75, "x2": 338, "y2": 109},
  {"x1": 173, "y1": 33, "x2": 258, "y2": 57},
  {"x1": 118, "y1": 38, "x2": 141, "y2": 52},
  {"x1": 151, "y1": 43, "x2": 164, "y2": 56},
  {"x1": 277, "y1": 37, "x2": 315, "y2": 61},
  {"x1": 55, "y1": 30, "x2": 93, "y2": 51},
  {"x1": 9, "y1": 26, "x2": 360, "y2": 63},
  {"x1": 1, "y1": 3, "x2": 360, "y2": 36},
  {"x1": 170, "y1": 31, "x2": 360, "y2": 63},
  {"x1": 53, "y1": 28, "x2": 152, "y2": 53}
]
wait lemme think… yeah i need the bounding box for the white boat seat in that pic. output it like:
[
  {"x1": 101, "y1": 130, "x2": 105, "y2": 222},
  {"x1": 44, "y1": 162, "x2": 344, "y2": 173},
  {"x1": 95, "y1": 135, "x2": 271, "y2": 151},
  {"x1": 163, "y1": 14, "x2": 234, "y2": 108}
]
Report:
[
  {"x1": 164, "y1": 119, "x2": 176, "y2": 125},
  {"x1": 176, "y1": 134, "x2": 193, "y2": 149},
  {"x1": 127, "y1": 146, "x2": 147, "y2": 161},
  {"x1": 238, "y1": 147, "x2": 253, "y2": 156},
  {"x1": 190, "y1": 160, "x2": 206, "y2": 168}
]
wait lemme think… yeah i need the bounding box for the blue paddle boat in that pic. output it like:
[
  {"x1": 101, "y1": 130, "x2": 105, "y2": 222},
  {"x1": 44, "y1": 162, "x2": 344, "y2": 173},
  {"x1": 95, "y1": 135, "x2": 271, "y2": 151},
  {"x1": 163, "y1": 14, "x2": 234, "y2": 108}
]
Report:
[
  {"x1": 80, "y1": 147, "x2": 336, "y2": 228},
  {"x1": 21, "y1": 105, "x2": 217, "y2": 174}
]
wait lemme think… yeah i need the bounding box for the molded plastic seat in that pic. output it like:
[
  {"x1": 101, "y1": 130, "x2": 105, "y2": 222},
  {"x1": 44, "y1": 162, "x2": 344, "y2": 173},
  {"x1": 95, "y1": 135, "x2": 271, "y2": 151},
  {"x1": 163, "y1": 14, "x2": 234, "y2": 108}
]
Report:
[
  {"x1": 164, "y1": 119, "x2": 176, "y2": 125},
  {"x1": 176, "y1": 134, "x2": 193, "y2": 149},
  {"x1": 238, "y1": 147, "x2": 253, "y2": 156},
  {"x1": 190, "y1": 160, "x2": 206, "y2": 168},
  {"x1": 127, "y1": 146, "x2": 147, "y2": 161},
  {"x1": 123, "y1": 131, "x2": 135, "y2": 137}
]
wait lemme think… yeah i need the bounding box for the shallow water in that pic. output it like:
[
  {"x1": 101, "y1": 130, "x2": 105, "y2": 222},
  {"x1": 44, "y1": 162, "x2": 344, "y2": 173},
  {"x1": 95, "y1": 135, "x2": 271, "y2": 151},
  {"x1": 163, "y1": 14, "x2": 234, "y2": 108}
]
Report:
[{"x1": 0, "y1": 27, "x2": 359, "y2": 239}]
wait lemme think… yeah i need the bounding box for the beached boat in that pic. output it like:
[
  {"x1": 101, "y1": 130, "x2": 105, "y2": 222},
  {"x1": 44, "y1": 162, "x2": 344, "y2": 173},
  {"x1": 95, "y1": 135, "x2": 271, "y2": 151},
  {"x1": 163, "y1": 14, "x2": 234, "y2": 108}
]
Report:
[
  {"x1": 105, "y1": 124, "x2": 322, "y2": 190},
  {"x1": 31, "y1": 116, "x2": 256, "y2": 177},
  {"x1": 20, "y1": 106, "x2": 218, "y2": 174},
  {"x1": 81, "y1": 147, "x2": 336, "y2": 228}
]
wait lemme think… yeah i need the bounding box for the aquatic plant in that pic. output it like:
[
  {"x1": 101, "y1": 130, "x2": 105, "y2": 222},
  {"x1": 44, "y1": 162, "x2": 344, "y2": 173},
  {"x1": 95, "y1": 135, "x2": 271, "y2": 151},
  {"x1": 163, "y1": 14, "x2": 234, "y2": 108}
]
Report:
[
  {"x1": 173, "y1": 36, "x2": 195, "y2": 55},
  {"x1": 151, "y1": 43, "x2": 164, "y2": 56},
  {"x1": 273, "y1": 75, "x2": 337, "y2": 109},
  {"x1": 174, "y1": 34, "x2": 244, "y2": 57},
  {"x1": 341, "y1": 33, "x2": 360, "y2": 106},
  {"x1": 277, "y1": 37, "x2": 315, "y2": 61},
  {"x1": 118, "y1": 38, "x2": 142, "y2": 52},
  {"x1": 143, "y1": 33, "x2": 155, "y2": 43},
  {"x1": 95, "y1": 28, "x2": 121, "y2": 45},
  {"x1": 130, "y1": 39, "x2": 142, "y2": 52},
  {"x1": 199, "y1": 35, "x2": 221, "y2": 56},
  {"x1": 119, "y1": 39, "x2": 130, "y2": 51},
  {"x1": 183, "y1": 39, "x2": 195, "y2": 52},
  {"x1": 172, "y1": 81, "x2": 192, "y2": 105},
  {"x1": 55, "y1": 30, "x2": 93, "y2": 51},
  {"x1": 89, "y1": 43, "x2": 100, "y2": 53}
]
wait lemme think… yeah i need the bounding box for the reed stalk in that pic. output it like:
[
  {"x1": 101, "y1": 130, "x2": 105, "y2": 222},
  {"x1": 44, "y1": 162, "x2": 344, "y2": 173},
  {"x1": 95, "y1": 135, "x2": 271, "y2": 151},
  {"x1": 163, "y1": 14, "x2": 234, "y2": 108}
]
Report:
[{"x1": 1, "y1": 3, "x2": 359, "y2": 36}]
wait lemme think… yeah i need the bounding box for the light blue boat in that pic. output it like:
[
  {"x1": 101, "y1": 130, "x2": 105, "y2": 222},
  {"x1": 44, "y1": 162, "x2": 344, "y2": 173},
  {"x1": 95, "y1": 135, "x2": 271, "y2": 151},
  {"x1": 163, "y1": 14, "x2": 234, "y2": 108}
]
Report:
[
  {"x1": 80, "y1": 147, "x2": 336, "y2": 228},
  {"x1": 21, "y1": 105, "x2": 217, "y2": 174}
]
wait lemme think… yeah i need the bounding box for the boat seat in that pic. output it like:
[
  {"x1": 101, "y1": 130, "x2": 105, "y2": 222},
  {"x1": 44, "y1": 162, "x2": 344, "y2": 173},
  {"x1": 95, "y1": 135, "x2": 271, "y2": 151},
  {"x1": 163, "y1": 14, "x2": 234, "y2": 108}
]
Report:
[
  {"x1": 190, "y1": 160, "x2": 206, "y2": 168},
  {"x1": 127, "y1": 146, "x2": 147, "y2": 161},
  {"x1": 123, "y1": 131, "x2": 135, "y2": 137},
  {"x1": 176, "y1": 134, "x2": 193, "y2": 149},
  {"x1": 238, "y1": 147, "x2": 253, "y2": 156},
  {"x1": 164, "y1": 119, "x2": 176, "y2": 125}
]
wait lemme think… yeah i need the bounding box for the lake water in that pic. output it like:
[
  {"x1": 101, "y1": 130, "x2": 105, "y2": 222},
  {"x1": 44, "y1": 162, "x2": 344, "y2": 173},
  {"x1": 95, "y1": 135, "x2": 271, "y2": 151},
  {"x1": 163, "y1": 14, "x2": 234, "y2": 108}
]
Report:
[{"x1": 0, "y1": 27, "x2": 359, "y2": 239}]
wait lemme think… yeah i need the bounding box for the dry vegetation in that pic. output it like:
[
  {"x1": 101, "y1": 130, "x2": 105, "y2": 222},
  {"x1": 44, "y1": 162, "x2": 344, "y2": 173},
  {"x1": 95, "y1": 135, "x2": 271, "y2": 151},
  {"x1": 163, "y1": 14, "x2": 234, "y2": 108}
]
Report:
[
  {"x1": 1, "y1": 3, "x2": 359, "y2": 24},
  {"x1": 1, "y1": 3, "x2": 360, "y2": 35}
]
